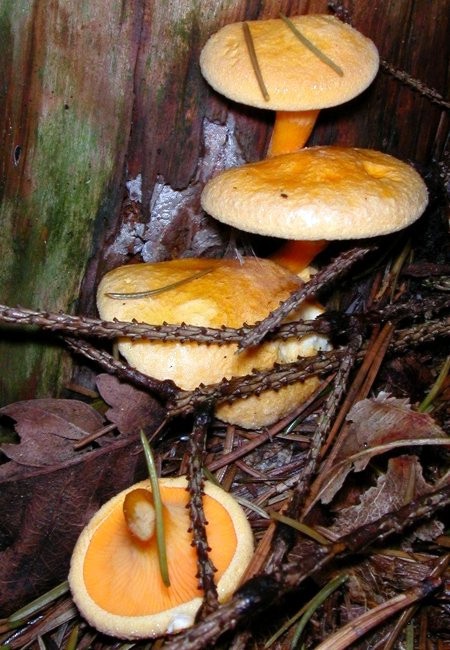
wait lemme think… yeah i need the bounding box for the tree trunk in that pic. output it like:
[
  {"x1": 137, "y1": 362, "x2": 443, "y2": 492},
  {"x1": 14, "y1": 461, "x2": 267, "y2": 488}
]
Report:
[{"x1": 0, "y1": 0, "x2": 448, "y2": 406}]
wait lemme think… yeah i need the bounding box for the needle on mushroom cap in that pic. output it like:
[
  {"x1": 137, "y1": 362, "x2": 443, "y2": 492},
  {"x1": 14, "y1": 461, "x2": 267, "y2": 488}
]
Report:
[{"x1": 200, "y1": 14, "x2": 379, "y2": 156}]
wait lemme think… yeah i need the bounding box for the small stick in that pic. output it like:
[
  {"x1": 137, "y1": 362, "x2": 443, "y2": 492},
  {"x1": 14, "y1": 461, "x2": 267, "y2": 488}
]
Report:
[
  {"x1": 162, "y1": 481, "x2": 450, "y2": 650},
  {"x1": 186, "y1": 408, "x2": 220, "y2": 616},
  {"x1": 169, "y1": 351, "x2": 342, "y2": 417},
  {"x1": 73, "y1": 423, "x2": 117, "y2": 450},
  {"x1": 302, "y1": 322, "x2": 394, "y2": 518},
  {"x1": 314, "y1": 575, "x2": 443, "y2": 650},
  {"x1": 0, "y1": 293, "x2": 447, "y2": 346},
  {"x1": 295, "y1": 331, "x2": 363, "y2": 514},
  {"x1": 239, "y1": 247, "x2": 372, "y2": 349},
  {"x1": 207, "y1": 377, "x2": 328, "y2": 472},
  {"x1": 380, "y1": 59, "x2": 450, "y2": 109},
  {"x1": 320, "y1": 322, "x2": 394, "y2": 462},
  {"x1": 64, "y1": 336, "x2": 178, "y2": 401},
  {"x1": 0, "y1": 303, "x2": 329, "y2": 344}
]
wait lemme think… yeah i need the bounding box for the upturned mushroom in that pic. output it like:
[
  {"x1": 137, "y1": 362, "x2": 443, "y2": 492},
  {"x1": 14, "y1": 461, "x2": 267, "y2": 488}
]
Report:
[
  {"x1": 200, "y1": 14, "x2": 379, "y2": 156},
  {"x1": 69, "y1": 477, "x2": 253, "y2": 639},
  {"x1": 96, "y1": 257, "x2": 330, "y2": 429},
  {"x1": 201, "y1": 146, "x2": 429, "y2": 242}
]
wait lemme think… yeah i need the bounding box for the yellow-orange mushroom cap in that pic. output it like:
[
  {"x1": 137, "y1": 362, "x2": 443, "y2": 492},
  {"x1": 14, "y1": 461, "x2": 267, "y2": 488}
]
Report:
[
  {"x1": 201, "y1": 16, "x2": 379, "y2": 275},
  {"x1": 200, "y1": 15, "x2": 379, "y2": 154},
  {"x1": 96, "y1": 257, "x2": 331, "y2": 429},
  {"x1": 201, "y1": 147, "x2": 429, "y2": 241},
  {"x1": 69, "y1": 477, "x2": 254, "y2": 639}
]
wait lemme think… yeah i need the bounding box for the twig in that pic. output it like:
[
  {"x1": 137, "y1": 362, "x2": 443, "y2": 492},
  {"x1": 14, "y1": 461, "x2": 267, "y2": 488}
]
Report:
[
  {"x1": 317, "y1": 322, "x2": 394, "y2": 469},
  {"x1": 0, "y1": 302, "x2": 331, "y2": 344},
  {"x1": 239, "y1": 247, "x2": 373, "y2": 349},
  {"x1": 264, "y1": 329, "x2": 363, "y2": 577},
  {"x1": 318, "y1": 554, "x2": 449, "y2": 650},
  {"x1": 298, "y1": 322, "x2": 395, "y2": 516},
  {"x1": 64, "y1": 337, "x2": 178, "y2": 401},
  {"x1": 63, "y1": 314, "x2": 449, "y2": 422},
  {"x1": 162, "y1": 574, "x2": 281, "y2": 650},
  {"x1": 380, "y1": 59, "x2": 450, "y2": 109},
  {"x1": 314, "y1": 575, "x2": 442, "y2": 650},
  {"x1": 207, "y1": 377, "x2": 330, "y2": 473},
  {"x1": 186, "y1": 408, "x2": 220, "y2": 616},
  {"x1": 0, "y1": 293, "x2": 447, "y2": 346},
  {"x1": 391, "y1": 316, "x2": 450, "y2": 352},
  {"x1": 168, "y1": 316, "x2": 449, "y2": 416},
  {"x1": 168, "y1": 352, "x2": 342, "y2": 418},
  {"x1": 297, "y1": 329, "x2": 364, "y2": 510},
  {"x1": 328, "y1": 1, "x2": 450, "y2": 109}
]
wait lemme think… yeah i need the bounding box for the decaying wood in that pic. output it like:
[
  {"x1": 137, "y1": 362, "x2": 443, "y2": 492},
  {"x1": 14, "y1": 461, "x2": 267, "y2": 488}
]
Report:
[{"x1": 0, "y1": 1, "x2": 140, "y2": 405}]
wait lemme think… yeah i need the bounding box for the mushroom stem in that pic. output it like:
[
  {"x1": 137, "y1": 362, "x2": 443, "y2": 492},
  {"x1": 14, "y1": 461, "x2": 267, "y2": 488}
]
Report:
[
  {"x1": 123, "y1": 489, "x2": 156, "y2": 542},
  {"x1": 270, "y1": 239, "x2": 328, "y2": 275},
  {"x1": 267, "y1": 109, "x2": 320, "y2": 157},
  {"x1": 266, "y1": 110, "x2": 326, "y2": 274}
]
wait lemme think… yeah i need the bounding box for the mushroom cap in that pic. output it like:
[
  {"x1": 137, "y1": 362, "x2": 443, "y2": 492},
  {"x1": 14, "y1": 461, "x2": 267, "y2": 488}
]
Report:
[
  {"x1": 97, "y1": 257, "x2": 330, "y2": 428},
  {"x1": 200, "y1": 147, "x2": 429, "y2": 240},
  {"x1": 69, "y1": 477, "x2": 254, "y2": 639},
  {"x1": 200, "y1": 14, "x2": 379, "y2": 111}
]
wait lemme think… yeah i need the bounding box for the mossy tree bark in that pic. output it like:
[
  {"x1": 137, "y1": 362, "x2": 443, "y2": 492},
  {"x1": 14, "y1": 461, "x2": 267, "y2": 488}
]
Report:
[
  {"x1": 0, "y1": 0, "x2": 448, "y2": 406},
  {"x1": 0, "y1": 1, "x2": 139, "y2": 404}
]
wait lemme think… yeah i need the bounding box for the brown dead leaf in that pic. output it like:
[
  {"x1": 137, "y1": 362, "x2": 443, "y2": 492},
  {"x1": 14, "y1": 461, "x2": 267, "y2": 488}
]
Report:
[
  {"x1": 0, "y1": 386, "x2": 167, "y2": 616},
  {"x1": 331, "y1": 455, "x2": 445, "y2": 542},
  {"x1": 0, "y1": 435, "x2": 147, "y2": 616},
  {"x1": 0, "y1": 398, "x2": 104, "y2": 469},
  {"x1": 318, "y1": 393, "x2": 449, "y2": 505},
  {"x1": 96, "y1": 373, "x2": 166, "y2": 436}
]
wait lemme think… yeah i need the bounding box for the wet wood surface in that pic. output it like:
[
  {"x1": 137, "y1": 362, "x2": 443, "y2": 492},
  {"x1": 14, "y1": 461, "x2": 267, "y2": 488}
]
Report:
[{"x1": 0, "y1": 0, "x2": 448, "y2": 405}]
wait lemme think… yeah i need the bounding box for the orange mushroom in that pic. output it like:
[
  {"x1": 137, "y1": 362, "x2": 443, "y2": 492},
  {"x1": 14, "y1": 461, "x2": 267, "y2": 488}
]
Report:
[
  {"x1": 201, "y1": 15, "x2": 378, "y2": 155},
  {"x1": 69, "y1": 477, "x2": 253, "y2": 639},
  {"x1": 201, "y1": 147, "x2": 429, "y2": 246},
  {"x1": 200, "y1": 14, "x2": 380, "y2": 274},
  {"x1": 96, "y1": 257, "x2": 331, "y2": 430}
]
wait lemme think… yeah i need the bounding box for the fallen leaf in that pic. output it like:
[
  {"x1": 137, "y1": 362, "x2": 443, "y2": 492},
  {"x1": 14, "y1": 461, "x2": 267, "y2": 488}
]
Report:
[
  {"x1": 318, "y1": 393, "x2": 449, "y2": 504},
  {"x1": 0, "y1": 387, "x2": 167, "y2": 615},
  {"x1": 0, "y1": 435, "x2": 146, "y2": 616},
  {"x1": 331, "y1": 455, "x2": 444, "y2": 543},
  {"x1": 96, "y1": 373, "x2": 166, "y2": 436},
  {"x1": 0, "y1": 398, "x2": 104, "y2": 469}
]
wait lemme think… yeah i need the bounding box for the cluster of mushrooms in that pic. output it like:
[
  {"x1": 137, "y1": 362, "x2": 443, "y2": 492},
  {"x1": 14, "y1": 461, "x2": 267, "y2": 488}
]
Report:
[{"x1": 68, "y1": 14, "x2": 429, "y2": 640}]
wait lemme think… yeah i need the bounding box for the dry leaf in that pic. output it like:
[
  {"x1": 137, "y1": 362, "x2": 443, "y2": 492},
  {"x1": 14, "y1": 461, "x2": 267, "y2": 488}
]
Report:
[
  {"x1": 331, "y1": 455, "x2": 444, "y2": 542},
  {"x1": 0, "y1": 388, "x2": 167, "y2": 615},
  {"x1": 96, "y1": 373, "x2": 166, "y2": 436},
  {"x1": 318, "y1": 393, "x2": 449, "y2": 504},
  {"x1": 0, "y1": 435, "x2": 146, "y2": 615},
  {"x1": 0, "y1": 398, "x2": 104, "y2": 470}
]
